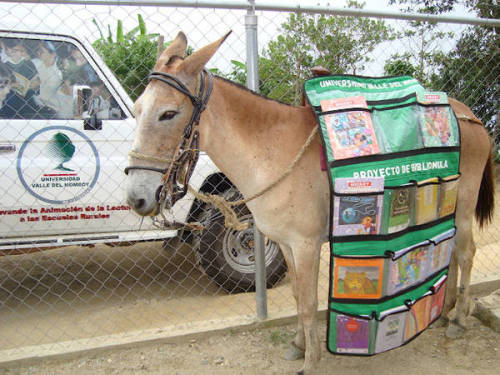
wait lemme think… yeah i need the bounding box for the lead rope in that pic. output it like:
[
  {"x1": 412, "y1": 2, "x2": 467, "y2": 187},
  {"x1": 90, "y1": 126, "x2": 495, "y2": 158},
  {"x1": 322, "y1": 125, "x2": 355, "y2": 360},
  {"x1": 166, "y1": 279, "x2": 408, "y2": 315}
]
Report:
[{"x1": 186, "y1": 125, "x2": 318, "y2": 230}]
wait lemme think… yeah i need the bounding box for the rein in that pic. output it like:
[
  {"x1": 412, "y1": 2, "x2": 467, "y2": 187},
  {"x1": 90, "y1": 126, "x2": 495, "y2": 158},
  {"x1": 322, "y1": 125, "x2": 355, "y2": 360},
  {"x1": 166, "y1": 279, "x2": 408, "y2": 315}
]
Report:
[{"x1": 125, "y1": 71, "x2": 318, "y2": 231}]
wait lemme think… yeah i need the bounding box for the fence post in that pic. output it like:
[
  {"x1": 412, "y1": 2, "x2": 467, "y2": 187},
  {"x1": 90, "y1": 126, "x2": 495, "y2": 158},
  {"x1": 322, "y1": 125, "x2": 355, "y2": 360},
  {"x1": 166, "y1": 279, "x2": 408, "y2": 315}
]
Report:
[{"x1": 245, "y1": 0, "x2": 267, "y2": 320}]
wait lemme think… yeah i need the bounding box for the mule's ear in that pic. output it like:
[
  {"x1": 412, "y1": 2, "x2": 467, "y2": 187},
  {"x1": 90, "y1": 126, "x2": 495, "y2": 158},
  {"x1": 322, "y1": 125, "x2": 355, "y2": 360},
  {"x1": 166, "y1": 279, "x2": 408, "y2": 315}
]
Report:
[
  {"x1": 155, "y1": 31, "x2": 188, "y2": 69},
  {"x1": 182, "y1": 31, "x2": 232, "y2": 76}
]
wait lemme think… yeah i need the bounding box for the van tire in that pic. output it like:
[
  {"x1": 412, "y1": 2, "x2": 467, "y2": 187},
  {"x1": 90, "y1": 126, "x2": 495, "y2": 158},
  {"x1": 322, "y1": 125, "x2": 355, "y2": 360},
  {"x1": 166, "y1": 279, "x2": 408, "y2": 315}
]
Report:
[{"x1": 193, "y1": 188, "x2": 287, "y2": 294}]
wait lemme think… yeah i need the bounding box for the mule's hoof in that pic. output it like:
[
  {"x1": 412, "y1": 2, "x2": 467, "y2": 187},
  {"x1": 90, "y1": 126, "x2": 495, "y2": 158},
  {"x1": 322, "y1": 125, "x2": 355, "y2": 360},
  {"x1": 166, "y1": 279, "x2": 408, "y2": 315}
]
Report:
[
  {"x1": 284, "y1": 342, "x2": 305, "y2": 361},
  {"x1": 296, "y1": 371, "x2": 304, "y2": 375},
  {"x1": 445, "y1": 320, "x2": 466, "y2": 339}
]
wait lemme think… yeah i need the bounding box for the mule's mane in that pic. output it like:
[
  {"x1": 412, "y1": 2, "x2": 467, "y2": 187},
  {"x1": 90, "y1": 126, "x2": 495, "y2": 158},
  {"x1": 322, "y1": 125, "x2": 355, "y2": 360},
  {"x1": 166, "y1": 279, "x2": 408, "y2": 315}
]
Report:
[{"x1": 214, "y1": 75, "x2": 295, "y2": 108}]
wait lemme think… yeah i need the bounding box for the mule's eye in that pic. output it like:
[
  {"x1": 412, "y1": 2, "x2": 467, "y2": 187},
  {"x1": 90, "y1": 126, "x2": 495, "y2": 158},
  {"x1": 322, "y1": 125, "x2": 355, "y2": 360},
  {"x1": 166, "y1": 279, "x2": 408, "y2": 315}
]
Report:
[{"x1": 159, "y1": 110, "x2": 178, "y2": 121}]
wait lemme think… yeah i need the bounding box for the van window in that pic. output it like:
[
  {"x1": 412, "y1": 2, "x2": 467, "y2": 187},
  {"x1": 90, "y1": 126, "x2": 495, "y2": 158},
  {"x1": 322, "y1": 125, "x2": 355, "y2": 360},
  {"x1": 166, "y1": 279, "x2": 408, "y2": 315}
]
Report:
[{"x1": 0, "y1": 37, "x2": 125, "y2": 120}]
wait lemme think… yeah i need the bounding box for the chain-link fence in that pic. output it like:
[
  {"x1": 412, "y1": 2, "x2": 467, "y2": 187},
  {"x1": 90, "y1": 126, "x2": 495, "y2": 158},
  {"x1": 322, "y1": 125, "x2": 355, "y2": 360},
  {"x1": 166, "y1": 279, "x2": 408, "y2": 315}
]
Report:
[{"x1": 0, "y1": 0, "x2": 498, "y2": 362}]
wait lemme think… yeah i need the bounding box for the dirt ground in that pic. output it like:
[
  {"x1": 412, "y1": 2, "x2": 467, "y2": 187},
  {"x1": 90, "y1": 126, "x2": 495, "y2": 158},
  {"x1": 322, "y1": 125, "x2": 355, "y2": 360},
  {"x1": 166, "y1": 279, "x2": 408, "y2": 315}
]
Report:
[{"x1": 1, "y1": 314, "x2": 499, "y2": 375}]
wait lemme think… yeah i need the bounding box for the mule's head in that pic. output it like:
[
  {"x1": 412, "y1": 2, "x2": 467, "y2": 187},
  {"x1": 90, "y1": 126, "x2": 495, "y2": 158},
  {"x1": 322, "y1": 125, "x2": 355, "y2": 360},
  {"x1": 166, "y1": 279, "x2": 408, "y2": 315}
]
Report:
[{"x1": 126, "y1": 31, "x2": 230, "y2": 216}]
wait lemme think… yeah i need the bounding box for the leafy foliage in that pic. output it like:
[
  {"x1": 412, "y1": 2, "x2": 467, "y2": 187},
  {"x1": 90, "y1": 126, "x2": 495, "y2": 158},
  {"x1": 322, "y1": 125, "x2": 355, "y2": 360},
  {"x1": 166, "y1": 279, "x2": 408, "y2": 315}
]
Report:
[
  {"x1": 92, "y1": 15, "x2": 161, "y2": 101},
  {"x1": 243, "y1": 1, "x2": 395, "y2": 104}
]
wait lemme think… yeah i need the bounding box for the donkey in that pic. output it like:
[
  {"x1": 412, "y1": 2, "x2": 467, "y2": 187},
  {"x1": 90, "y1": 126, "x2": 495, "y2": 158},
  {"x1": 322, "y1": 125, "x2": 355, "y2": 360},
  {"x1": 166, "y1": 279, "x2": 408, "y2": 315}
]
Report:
[{"x1": 125, "y1": 32, "x2": 494, "y2": 374}]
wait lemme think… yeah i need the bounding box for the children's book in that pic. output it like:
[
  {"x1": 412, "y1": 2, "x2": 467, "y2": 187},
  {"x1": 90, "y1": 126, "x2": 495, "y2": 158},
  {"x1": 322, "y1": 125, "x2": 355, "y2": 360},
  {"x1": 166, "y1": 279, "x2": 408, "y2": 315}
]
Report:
[
  {"x1": 429, "y1": 238, "x2": 454, "y2": 274},
  {"x1": 430, "y1": 278, "x2": 447, "y2": 322},
  {"x1": 385, "y1": 184, "x2": 414, "y2": 233},
  {"x1": 335, "y1": 314, "x2": 372, "y2": 354},
  {"x1": 375, "y1": 306, "x2": 408, "y2": 353},
  {"x1": 333, "y1": 177, "x2": 384, "y2": 236},
  {"x1": 439, "y1": 174, "x2": 460, "y2": 218},
  {"x1": 414, "y1": 178, "x2": 439, "y2": 225},
  {"x1": 320, "y1": 96, "x2": 380, "y2": 160},
  {"x1": 333, "y1": 257, "x2": 385, "y2": 299},
  {"x1": 404, "y1": 295, "x2": 432, "y2": 341},
  {"x1": 417, "y1": 92, "x2": 455, "y2": 147},
  {"x1": 386, "y1": 243, "x2": 431, "y2": 295}
]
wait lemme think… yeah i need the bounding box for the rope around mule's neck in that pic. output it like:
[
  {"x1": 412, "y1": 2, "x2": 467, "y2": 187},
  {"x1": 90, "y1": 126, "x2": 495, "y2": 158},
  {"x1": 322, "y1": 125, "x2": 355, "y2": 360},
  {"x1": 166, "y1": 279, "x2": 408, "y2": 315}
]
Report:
[{"x1": 187, "y1": 125, "x2": 319, "y2": 230}]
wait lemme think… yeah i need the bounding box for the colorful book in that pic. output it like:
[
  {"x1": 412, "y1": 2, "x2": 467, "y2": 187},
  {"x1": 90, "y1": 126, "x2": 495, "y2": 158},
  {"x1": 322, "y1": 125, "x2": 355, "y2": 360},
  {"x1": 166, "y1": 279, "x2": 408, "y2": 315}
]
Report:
[
  {"x1": 333, "y1": 257, "x2": 385, "y2": 299},
  {"x1": 335, "y1": 314, "x2": 372, "y2": 354},
  {"x1": 428, "y1": 229, "x2": 455, "y2": 274},
  {"x1": 430, "y1": 278, "x2": 447, "y2": 322},
  {"x1": 320, "y1": 96, "x2": 380, "y2": 160},
  {"x1": 417, "y1": 92, "x2": 455, "y2": 147},
  {"x1": 414, "y1": 177, "x2": 439, "y2": 225},
  {"x1": 404, "y1": 295, "x2": 432, "y2": 341},
  {"x1": 385, "y1": 184, "x2": 414, "y2": 233},
  {"x1": 386, "y1": 242, "x2": 431, "y2": 295},
  {"x1": 439, "y1": 174, "x2": 460, "y2": 218},
  {"x1": 333, "y1": 177, "x2": 384, "y2": 236},
  {"x1": 375, "y1": 306, "x2": 408, "y2": 353}
]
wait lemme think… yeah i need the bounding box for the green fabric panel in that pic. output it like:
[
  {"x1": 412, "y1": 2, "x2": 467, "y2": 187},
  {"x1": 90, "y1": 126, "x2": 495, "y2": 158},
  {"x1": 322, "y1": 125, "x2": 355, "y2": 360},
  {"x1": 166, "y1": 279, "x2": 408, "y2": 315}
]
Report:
[
  {"x1": 331, "y1": 219, "x2": 455, "y2": 257},
  {"x1": 305, "y1": 75, "x2": 425, "y2": 106},
  {"x1": 329, "y1": 270, "x2": 447, "y2": 317},
  {"x1": 330, "y1": 152, "x2": 460, "y2": 186}
]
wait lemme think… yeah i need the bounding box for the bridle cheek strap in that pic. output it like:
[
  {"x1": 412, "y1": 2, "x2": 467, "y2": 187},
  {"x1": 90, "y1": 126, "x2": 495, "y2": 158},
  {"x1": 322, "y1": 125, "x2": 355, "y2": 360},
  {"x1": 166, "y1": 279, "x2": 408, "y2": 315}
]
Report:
[{"x1": 125, "y1": 69, "x2": 213, "y2": 210}]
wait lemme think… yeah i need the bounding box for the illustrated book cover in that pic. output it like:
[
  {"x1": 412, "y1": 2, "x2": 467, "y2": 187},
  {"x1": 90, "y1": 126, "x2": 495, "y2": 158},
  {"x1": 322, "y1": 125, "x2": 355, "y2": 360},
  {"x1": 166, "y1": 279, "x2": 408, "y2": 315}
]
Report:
[
  {"x1": 414, "y1": 177, "x2": 439, "y2": 225},
  {"x1": 428, "y1": 236, "x2": 454, "y2": 274},
  {"x1": 375, "y1": 306, "x2": 408, "y2": 353},
  {"x1": 320, "y1": 96, "x2": 380, "y2": 160},
  {"x1": 404, "y1": 295, "x2": 431, "y2": 341},
  {"x1": 333, "y1": 257, "x2": 385, "y2": 299},
  {"x1": 417, "y1": 92, "x2": 455, "y2": 147},
  {"x1": 386, "y1": 243, "x2": 431, "y2": 296},
  {"x1": 430, "y1": 279, "x2": 447, "y2": 322},
  {"x1": 333, "y1": 176, "x2": 385, "y2": 236},
  {"x1": 385, "y1": 184, "x2": 414, "y2": 233},
  {"x1": 335, "y1": 314, "x2": 372, "y2": 354},
  {"x1": 439, "y1": 174, "x2": 460, "y2": 218}
]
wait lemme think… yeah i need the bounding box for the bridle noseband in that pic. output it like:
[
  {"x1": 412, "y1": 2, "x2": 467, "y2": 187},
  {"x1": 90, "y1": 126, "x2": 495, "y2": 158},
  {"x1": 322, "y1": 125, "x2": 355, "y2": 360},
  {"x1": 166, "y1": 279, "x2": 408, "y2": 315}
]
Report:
[{"x1": 125, "y1": 69, "x2": 214, "y2": 213}]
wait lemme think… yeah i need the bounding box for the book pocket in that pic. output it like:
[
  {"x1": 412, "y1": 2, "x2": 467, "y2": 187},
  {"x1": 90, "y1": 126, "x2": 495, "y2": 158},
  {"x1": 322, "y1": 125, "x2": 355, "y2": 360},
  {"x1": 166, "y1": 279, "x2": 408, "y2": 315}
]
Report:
[
  {"x1": 438, "y1": 173, "x2": 460, "y2": 218},
  {"x1": 319, "y1": 96, "x2": 380, "y2": 161},
  {"x1": 328, "y1": 274, "x2": 448, "y2": 355},
  {"x1": 382, "y1": 182, "x2": 416, "y2": 234},
  {"x1": 414, "y1": 177, "x2": 440, "y2": 225}
]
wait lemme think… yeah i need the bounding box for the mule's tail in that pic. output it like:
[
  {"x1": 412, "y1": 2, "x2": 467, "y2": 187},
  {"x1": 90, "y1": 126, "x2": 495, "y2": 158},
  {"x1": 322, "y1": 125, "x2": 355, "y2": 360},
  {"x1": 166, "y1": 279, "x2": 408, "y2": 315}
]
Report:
[{"x1": 476, "y1": 150, "x2": 495, "y2": 228}]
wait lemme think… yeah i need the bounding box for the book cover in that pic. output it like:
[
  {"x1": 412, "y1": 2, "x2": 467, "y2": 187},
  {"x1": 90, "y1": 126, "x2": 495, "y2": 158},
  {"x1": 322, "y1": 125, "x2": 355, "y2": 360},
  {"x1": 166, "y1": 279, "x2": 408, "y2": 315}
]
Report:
[
  {"x1": 439, "y1": 174, "x2": 460, "y2": 218},
  {"x1": 333, "y1": 257, "x2": 385, "y2": 299},
  {"x1": 320, "y1": 96, "x2": 380, "y2": 160},
  {"x1": 429, "y1": 238, "x2": 454, "y2": 274},
  {"x1": 333, "y1": 177, "x2": 384, "y2": 236},
  {"x1": 404, "y1": 296, "x2": 431, "y2": 341},
  {"x1": 386, "y1": 184, "x2": 414, "y2": 233},
  {"x1": 430, "y1": 281, "x2": 447, "y2": 322},
  {"x1": 414, "y1": 178, "x2": 439, "y2": 225},
  {"x1": 387, "y1": 244, "x2": 431, "y2": 295},
  {"x1": 335, "y1": 314, "x2": 372, "y2": 354},
  {"x1": 419, "y1": 105, "x2": 454, "y2": 147},
  {"x1": 375, "y1": 309, "x2": 407, "y2": 353}
]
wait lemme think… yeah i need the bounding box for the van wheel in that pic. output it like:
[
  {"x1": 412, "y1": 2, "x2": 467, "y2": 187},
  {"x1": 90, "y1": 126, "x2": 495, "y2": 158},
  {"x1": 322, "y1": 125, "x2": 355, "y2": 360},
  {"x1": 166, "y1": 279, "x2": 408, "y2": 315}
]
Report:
[{"x1": 194, "y1": 188, "x2": 287, "y2": 294}]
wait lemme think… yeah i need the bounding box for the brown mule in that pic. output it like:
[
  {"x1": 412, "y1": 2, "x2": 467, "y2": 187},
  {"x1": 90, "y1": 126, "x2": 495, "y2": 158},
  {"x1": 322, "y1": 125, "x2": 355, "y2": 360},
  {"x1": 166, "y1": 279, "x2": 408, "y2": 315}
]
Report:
[{"x1": 126, "y1": 32, "x2": 494, "y2": 374}]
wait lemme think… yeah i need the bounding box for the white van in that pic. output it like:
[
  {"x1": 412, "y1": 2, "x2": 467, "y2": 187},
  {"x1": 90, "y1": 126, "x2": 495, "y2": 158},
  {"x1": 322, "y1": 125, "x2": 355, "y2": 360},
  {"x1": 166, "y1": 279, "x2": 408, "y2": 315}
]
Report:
[{"x1": 0, "y1": 27, "x2": 286, "y2": 293}]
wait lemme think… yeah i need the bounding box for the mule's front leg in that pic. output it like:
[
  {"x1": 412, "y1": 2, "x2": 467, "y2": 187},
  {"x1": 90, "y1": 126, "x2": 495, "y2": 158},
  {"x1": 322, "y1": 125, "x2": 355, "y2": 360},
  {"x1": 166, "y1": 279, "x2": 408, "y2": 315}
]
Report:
[{"x1": 293, "y1": 240, "x2": 322, "y2": 375}]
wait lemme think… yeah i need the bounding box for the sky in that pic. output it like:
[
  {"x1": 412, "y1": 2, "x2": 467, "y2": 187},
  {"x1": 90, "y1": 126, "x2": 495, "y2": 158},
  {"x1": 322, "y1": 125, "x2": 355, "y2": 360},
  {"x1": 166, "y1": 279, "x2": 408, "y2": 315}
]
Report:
[{"x1": 0, "y1": 0, "x2": 474, "y2": 76}]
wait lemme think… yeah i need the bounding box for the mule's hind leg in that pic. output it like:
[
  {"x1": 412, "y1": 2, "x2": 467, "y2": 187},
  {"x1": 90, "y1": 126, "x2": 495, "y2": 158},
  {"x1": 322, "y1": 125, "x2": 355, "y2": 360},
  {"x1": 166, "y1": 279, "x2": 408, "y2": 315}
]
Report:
[
  {"x1": 292, "y1": 239, "x2": 322, "y2": 375},
  {"x1": 435, "y1": 248, "x2": 459, "y2": 328},
  {"x1": 446, "y1": 232, "x2": 476, "y2": 338}
]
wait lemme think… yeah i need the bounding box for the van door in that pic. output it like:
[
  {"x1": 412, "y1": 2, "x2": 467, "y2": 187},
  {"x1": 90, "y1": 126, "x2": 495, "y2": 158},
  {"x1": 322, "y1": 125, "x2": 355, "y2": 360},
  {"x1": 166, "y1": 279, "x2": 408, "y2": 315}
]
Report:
[{"x1": 0, "y1": 32, "x2": 155, "y2": 240}]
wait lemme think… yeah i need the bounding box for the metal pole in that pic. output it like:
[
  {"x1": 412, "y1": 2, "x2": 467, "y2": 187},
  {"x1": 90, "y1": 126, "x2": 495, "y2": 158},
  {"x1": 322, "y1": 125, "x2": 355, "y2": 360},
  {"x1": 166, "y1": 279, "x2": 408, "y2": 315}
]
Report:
[{"x1": 245, "y1": 0, "x2": 267, "y2": 320}]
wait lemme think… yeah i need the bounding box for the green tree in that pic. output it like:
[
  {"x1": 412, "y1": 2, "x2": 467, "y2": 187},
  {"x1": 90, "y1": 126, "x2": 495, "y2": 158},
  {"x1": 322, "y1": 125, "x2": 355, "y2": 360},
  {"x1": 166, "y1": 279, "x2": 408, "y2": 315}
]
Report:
[
  {"x1": 388, "y1": 0, "x2": 499, "y2": 137},
  {"x1": 257, "y1": 1, "x2": 395, "y2": 104},
  {"x1": 93, "y1": 15, "x2": 161, "y2": 101}
]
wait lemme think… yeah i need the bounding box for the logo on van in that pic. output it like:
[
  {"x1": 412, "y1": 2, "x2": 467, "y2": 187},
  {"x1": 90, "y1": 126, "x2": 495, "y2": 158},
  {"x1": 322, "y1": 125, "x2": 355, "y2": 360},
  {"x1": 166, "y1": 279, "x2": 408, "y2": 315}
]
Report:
[{"x1": 17, "y1": 126, "x2": 100, "y2": 204}]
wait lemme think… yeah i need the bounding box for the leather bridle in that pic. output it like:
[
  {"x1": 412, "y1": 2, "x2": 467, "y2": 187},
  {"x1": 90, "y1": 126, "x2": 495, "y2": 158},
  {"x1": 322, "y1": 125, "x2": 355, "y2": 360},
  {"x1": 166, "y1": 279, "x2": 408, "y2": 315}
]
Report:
[{"x1": 125, "y1": 69, "x2": 214, "y2": 212}]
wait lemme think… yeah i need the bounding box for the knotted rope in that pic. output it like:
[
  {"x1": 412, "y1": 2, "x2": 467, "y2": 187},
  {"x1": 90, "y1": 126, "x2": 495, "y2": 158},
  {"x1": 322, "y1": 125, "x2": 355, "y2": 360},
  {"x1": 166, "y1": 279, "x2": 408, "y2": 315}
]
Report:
[{"x1": 187, "y1": 125, "x2": 319, "y2": 230}]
